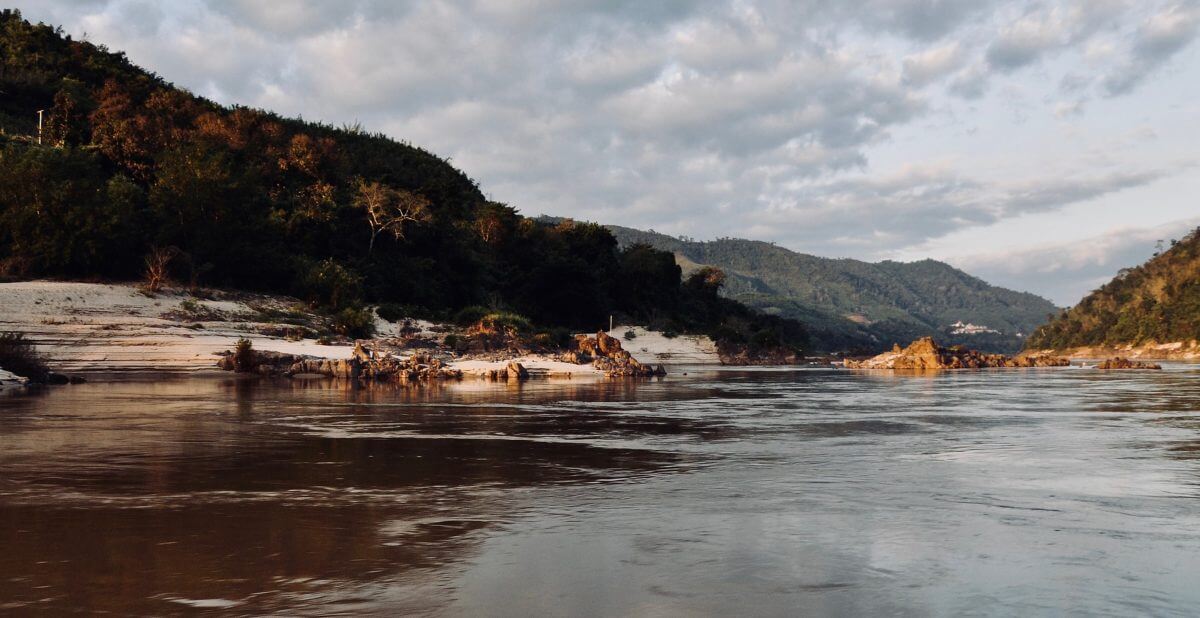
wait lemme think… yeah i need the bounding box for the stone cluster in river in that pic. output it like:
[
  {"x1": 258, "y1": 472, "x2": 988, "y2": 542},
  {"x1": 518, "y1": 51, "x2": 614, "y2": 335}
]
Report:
[
  {"x1": 218, "y1": 342, "x2": 465, "y2": 381},
  {"x1": 565, "y1": 331, "x2": 666, "y2": 377},
  {"x1": 1096, "y1": 357, "x2": 1162, "y2": 370},
  {"x1": 845, "y1": 337, "x2": 1070, "y2": 370}
]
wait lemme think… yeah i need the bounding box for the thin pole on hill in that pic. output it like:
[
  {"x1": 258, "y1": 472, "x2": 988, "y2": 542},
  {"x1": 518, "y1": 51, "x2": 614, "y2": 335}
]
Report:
[
  {"x1": 609, "y1": 315, "x2": 613, "y2": 333},
  {"x1": 36, "y1": 109, "x2": 43, "y2": 144}
]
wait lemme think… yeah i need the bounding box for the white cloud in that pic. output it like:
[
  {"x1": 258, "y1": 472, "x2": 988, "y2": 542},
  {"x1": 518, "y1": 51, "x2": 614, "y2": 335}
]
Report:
[
  {"x1": 952, "y1": 217, "x2": 1200, "y2": 305},
  {"x1": 1103, "y1": 3, "x2": 1200, "y2": 95}
]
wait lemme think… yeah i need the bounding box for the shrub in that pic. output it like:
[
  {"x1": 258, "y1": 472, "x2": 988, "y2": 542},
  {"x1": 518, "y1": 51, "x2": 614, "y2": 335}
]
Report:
[
  {"x1": 477, "y1": 311, "x2": 532, "y2": 333},
  {"x1": 0, "y1": 332, "x2": 49, "y2": 381},
  {"x1": 332, "y1": 306, "x2": 376, "y2": 339},
  {"x1": 442, "y1": 334, "x2": 461, "y2": 349},
  {"x1": 623, "y1": 329, "x2": 637, "y2": 341},
  {"x1": 375, "y1": 303, "x2": 406, "y2": 323},
  {"x1": 453, "y1": 305, "x2": 491, "y2": 326},
  {"x1": 232, "y1": 337, "x2": 255, "y2": 373},
  {"x1": 532, "y1": 326, "x2": 573, "y2": 350},
  {"x1": 300, "y1": 259, "x2": 363, "y2": 311}
]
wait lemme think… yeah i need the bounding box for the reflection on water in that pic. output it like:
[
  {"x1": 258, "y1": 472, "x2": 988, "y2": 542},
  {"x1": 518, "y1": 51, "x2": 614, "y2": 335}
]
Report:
[{"x1": 3, "y1": 367, "x2": 1200, "y2": 615}]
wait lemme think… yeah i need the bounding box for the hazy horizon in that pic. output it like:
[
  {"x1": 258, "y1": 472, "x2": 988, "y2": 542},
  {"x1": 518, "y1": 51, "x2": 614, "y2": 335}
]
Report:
[{"x1": 13, "y1": 0, "x2": 1199, "y2": 305}]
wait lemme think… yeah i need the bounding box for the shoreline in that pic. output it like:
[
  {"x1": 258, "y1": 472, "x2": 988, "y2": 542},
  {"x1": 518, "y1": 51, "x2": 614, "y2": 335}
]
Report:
[
  {"x1": 1026, "y1": 342, "x2": 1200, "y2": 362},
  {"x1": 0, "y1": 281, "x2": 719, "y2": 383}
]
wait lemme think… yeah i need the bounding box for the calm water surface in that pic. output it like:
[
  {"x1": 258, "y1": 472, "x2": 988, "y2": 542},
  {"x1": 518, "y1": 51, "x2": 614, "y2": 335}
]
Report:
[{"x1": 3, "y1": 367, "x2": 1200, "y2": 616}]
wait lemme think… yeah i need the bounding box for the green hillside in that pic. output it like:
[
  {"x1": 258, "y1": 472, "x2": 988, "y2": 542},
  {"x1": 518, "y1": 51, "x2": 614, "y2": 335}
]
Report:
[
  {"x1": 1026, "y1": 228, "x2": 1200, "y2": 350},
  {"x1": 607, "y1": 226, "x2": 1060, "y2": 353},
  {"x1": 0, "y1": 10, "x2": 806, "y2": 356}
]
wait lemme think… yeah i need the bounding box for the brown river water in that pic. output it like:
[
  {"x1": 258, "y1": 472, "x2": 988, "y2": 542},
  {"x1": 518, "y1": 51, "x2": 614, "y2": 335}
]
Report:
[{"x1": 3, "y1": 366, "x2": 1200, "y2": 616}]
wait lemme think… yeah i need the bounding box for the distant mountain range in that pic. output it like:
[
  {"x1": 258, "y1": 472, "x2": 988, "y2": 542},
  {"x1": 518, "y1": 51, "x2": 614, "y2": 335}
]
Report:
[
  {"x1": 1027, "y1": 227, "x2": 1200, "y2": 351},
  {"x1": 605, "y1": 225, "x2": 1060, "y2": 354}
]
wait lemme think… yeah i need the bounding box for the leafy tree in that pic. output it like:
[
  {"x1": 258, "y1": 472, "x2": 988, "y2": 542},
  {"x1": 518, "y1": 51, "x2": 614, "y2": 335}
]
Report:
[{"x1": 0, "y1": 10, "x2": 810, "y2": 356}]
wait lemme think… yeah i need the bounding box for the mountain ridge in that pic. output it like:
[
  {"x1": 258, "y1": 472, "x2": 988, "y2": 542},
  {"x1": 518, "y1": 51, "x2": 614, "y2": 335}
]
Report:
[
  {"x1": 604, "y1": 224, "x2": 1060, "y2": 353},
  {"x1": 1026, "y1": 227, "x2": 1200, "y2": 352}
]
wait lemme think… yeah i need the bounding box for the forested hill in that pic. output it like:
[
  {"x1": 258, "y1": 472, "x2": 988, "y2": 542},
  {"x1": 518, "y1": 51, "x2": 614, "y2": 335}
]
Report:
[
  {"x1": 1026, "y1": 228, "x2": 1200, "y2": 350},
  {"x1": 607, "y1": 225, "x2": 1059, "y2": 353},
  {"x1": 0, "y1": 10, "x2": 806, "y2": 356}
]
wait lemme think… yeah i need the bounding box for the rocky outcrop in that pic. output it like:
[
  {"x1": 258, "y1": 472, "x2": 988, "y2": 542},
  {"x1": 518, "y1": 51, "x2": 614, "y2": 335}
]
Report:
[
  {"x1": 845, "y1": 337, "x2": 1070, "y2": 370},
  {"x1": 717, "y1": 344, "x2": 803, "y2": 366},
  {"x1": 218, "y1": 342, "x2": 464, "y2": 381},
  {"x1": 570, "y1": 332, "x2": 666, "y2": 377},
  {"x1": 1096, "y1": 357, "x2": 1162, "y2": 370}
]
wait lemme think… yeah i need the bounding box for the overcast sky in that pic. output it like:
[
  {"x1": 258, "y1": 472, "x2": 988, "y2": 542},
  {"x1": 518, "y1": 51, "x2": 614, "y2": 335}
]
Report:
[{"x1": 14, "y1": 0, "x2": 1200, "y2": 305}]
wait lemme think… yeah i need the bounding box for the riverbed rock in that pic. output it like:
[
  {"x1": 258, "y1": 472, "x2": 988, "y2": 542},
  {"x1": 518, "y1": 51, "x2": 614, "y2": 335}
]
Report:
[
  {"x1": 506, "y1": 361, "x2": 529, "y2": 380},
  {"x1": 569, "y1": 331, "x2": 665, "y2": 377},
  {"x1": 218, "y1": 347, "x2": 462, "y2": 382},
  {"x1": 596, "y1": 331, "x2": 623, "y2": 355},
  {"x1": 845, "y1": 337, "x2": 1070, "y2": 370},
  {"x1": 1096, "y1": 357, "x2": 1162, "y2": 370}
]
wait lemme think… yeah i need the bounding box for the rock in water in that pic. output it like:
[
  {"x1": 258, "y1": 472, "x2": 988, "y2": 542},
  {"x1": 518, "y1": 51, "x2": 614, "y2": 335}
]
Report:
[
  {"x1": 845, "y1": 337, "x2": 1069, "y2": 370},
  {"x1": 1096, "y1": 357, "x2": 1162, "y2": 370},
  {"x1": 506, "y1": 361, "x2": 530, "y2": 380},
  {"x1": 567, "y1": 332, "x2": 665, "y2": 377}
]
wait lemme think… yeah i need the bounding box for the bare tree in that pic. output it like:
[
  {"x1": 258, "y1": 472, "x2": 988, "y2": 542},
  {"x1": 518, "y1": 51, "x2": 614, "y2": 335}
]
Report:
[
  {"x1": 354, "y1": 180, "x2": 432, "y2": 253},
  {"x1": 143, "y1": 246, "x2": 179, "y2": 293}
]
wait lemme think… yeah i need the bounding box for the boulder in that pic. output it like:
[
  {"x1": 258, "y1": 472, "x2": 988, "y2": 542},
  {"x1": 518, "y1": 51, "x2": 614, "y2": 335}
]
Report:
[
  {"x1": 570, "y1": 331, "x2": 666, "y2": 377},
  {"x1": 1096, "y1": 357, "x2": 1162, "y2": 370},
  {"x1": 574, "y1": 334, "x2": 600, "y2": 357},
  {"x1": 352, "y1": 342, "x2": 372, "y2": 363},
  {"x1": 596, "y1": 331, "x2": 623, "y2": 355},
  {"x1": 506, "y1": 361, "x2": 530, "y2": 380}
]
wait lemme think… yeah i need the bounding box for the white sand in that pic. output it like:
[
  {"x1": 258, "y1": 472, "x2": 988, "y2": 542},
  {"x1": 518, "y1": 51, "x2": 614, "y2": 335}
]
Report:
[
  {"x1": 0, "y1": 282, "x2": 715, "y2": 375},
  {"x1": 0, "y1": 281, "x2": 353, "y2": 372},
  {"x1": 600, "y1": 325, "x2": 720, "y2": 364}
]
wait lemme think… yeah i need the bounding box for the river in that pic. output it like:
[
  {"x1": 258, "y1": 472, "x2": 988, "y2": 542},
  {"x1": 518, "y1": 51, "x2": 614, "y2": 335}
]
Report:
[{"x1": 2, "y1": 366, "x2": 1200, "y2": 615}]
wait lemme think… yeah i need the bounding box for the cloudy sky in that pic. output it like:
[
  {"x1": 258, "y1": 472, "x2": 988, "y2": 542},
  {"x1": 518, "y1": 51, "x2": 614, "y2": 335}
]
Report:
[{"x1": 15, "y1": 0, "x2": 1200, "y2": 305}]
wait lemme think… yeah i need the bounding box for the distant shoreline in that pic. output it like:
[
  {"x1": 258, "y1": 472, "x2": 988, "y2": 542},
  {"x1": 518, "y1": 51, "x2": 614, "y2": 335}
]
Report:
[{"x1": 1025, "y1": 342, "x2": 1200, "y2": 362}]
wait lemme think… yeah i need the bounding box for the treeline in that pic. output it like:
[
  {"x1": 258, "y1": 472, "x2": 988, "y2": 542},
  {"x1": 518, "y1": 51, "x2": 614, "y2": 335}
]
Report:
[
  {"x1": 1026, "y1": 228, "x2": 1200, "y2": 350},
  {"x1": 0, "y1": 10, "x2": 806, "y2": 354}
]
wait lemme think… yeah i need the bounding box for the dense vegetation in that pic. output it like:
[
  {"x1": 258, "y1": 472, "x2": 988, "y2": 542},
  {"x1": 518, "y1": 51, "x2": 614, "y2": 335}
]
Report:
[
  {"x1": 1026, "y1": 229, "x2": 1200, "y2": 350},
  {"x1": 606, "y1": 225, "x2": 1059, "y2": 353},
  {"x1": 0, "y1": 10, "x2": 805, "y2": 354}
]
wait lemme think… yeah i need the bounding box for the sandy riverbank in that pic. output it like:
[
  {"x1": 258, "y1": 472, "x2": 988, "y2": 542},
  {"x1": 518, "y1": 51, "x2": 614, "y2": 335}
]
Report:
[{"x1": 0, "y1": 281, "x2": 718, "y2": 380}]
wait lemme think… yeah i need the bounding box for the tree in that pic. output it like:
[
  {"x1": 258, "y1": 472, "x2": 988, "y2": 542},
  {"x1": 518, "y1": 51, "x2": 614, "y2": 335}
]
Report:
[
  {"x1": 353, "y1": 180, "x2": 432, "y2": 253},
  {"x1": 142, "y1": 246, "x2": 179, "y2": 293},
  {"x1": 685, "y1": 266, "x2": 726, "y2": 298}
]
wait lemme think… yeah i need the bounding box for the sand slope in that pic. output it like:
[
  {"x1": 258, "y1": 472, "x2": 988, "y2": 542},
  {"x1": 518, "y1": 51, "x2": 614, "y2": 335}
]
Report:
[
  {"x1": 603, "y1": 325, "x2": 720, "y2": 364},
  {"x1": 0, "y1": 281, "x2": 355, "y2": 372},
  {"x1": 0, "y1": 281, "x2": 612, "y2": 376}
]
